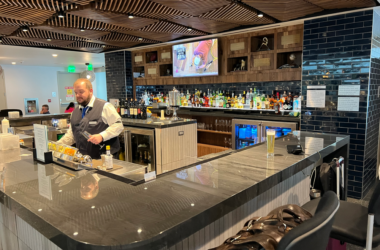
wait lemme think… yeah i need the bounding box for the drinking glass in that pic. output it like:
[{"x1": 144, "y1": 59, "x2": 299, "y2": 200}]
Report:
[
  {"x1": 267, "y1": 129, "x2": 275, "y2": 157},
  {"x1": 219, "y1": 120, "x2": 225, "y2": 132},
  {"x1": 209, "y1": 124, "x2": 213, "y2": 131},
  {"x1": 228, "y1": 138, "x2": 232, "y2": 148},
  {"x1": 215, "y1": 119, "x2": 219, "y2": 131},
  {"x1": 228, "y1": 120, "x2": 232, "y2": 132},
  {"x1": 224, "y1": 137, "x2": 228, "y2": 148},
  {"x1": 205, "y1": 124, "x2": 209, "y2": 130}
]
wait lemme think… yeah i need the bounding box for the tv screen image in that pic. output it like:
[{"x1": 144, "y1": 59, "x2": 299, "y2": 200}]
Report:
[{"x1": 173, "y1": 39, "x2": 218, "y2": 77}]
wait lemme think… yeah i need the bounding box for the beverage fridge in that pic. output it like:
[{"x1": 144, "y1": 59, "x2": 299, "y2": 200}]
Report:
[
  {"x1": 123, "y1": 127, "x2": 156, "y2": 172},
  {"x1": 232, "y1": 119, "x2": 298, "y2": 150}
]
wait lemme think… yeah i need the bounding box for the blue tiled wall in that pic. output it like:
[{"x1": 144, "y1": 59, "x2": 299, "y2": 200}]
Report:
[
  {"x1": 135, "y1": 82, "x2": 301, "y2": 101},
  {"x1": 364, "y1": 9, "x2": 380, "y2": 197},
  {"x1": 302, "y1": 10, "x2": 374, "y2": 199},
  {"x1": 105, "y1": 51, "x2": 133, "y2": 101}
]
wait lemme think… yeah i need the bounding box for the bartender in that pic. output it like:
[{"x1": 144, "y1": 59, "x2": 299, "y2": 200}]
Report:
[{"x1": 58, "y1": 79, "x2": 123, "y2": 159}]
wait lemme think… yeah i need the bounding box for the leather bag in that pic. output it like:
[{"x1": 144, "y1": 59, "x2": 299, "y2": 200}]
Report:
[{"x1": 210, "y1": 205, "x2": 312, "y2": 250}]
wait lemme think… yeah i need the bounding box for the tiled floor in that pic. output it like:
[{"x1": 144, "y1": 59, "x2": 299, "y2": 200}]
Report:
[{"x1": 346, "y1": 180, "x2": 379, "y2": 250}]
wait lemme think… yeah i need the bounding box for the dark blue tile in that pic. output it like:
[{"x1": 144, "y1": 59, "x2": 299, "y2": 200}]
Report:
[
  {"x1": 310, "y1": 17, "x2": 328, "y2": 23},
  {"x1": 336, "y1": 29, "x2": 354, "y2": 36},
  {"x1": 310, "y1": 49, "x2": 326, "y2": 54},
  {"x1": 363, "y1": 44, "x2": 371, "y2": 50},
  {"x1": 319, "y1": 32, "x2": 335, "y2": 38},
  {"x1": 326, "y1": 47, "x2": 344, "y2": 53},
  {"x1": 337, "y1": 17, "x2": 354, "y2": 24},
  {"x1": 334, "y1": 52, "x2": 353, "y2": 58},
  {"x1": 364, "y1": 21, "x2": 373, "y2": 27},
  {"x1": 327, "y1": 36, "x2": 344, "y2": 42},
  {"x1": 355, "y1": 15, "x2": 373, "y2": 22},
  {"x1": 320, "y1": 20, "x2": 336, "y2": 27},
  {"x1": 346, "y1": 12, "x2": 364, "y2": 17},
  {"x1": 345, "y1": 22, "x2": 364, "y2": 29},
  {"x1": 304, "y1": 29, "x2": 311, "y2": 35},
  {"x1": 354, "y1": 27, "x2": 372, "y2": 34},
  {"x1": 311, "y1": 27, "x2": 327, "y2": 34},
  {"x1": 328, "y1": 14, "x2": 346, "y2": 21},
  {"x1": 304, "y1": 45, "x2": 318, "y2": 50},
  {"x1": 344, "y1": 45, "x2": 362, "y2": 52},
  {"x1": 353, "y1": 51, "x2": 371, "y2": 56},
  {"x1": 305, "y1": 23, "x2": 319, "y2": 29},
  {"x1": 354, "y1": 39, "x2": 371, "y2": 45},
  {"x1": 310, "y1": 38, "x2": 327, "y2": 44},
  {"x1": 328, "y1": 24, "x2": 345, "y2": 31},
  {"x1": 304, "y1": 34, "x2": 319, "y2": 40},
  {"x1": 319, "y1": 42, "x2": 336, "y2": 48},
  {"x1": 345, "y1": 34, "x2": 363, "y2": 40},
  {"x1": 336, "y1": 41, "x2": 353, "y2": 46},
  {"x1": 364, "y1": 10, "x2": 373, "y2": 15}
]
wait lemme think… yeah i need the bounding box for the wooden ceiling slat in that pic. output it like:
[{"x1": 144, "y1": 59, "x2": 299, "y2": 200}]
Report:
[
  {"x1": 139, "y1": 20, "x2": 208, "y2": 35},
  {"x1": 98, "y1": 32, "x2": 159, "y2": 43},
  {"x1": 307, "y1": 0, "x2": 375, "y2": 9},
  {"x1": 150, "y1": 0, "x2": 229, "y2": 16}
]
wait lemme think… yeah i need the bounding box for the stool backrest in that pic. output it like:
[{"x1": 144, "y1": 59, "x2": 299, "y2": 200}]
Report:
[
  {"x1": 368, "y1": 181, "x2": 380, "y2": 226},
  {"x1": 0, "y1": 109, "x2": 23, "y2": 117},
  {"x1": 277, "y1": 191, "x2": 339, "y2": 250}
]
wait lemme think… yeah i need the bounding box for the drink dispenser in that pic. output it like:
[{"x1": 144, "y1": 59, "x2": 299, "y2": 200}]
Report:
[{"x1": 168, "y1": 87, "x2": 181, "y2": 120}]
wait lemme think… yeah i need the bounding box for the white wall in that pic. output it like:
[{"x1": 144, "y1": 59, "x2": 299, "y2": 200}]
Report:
[{"x1": 2, "y1": 65, "x2": 66, "y2": 114}]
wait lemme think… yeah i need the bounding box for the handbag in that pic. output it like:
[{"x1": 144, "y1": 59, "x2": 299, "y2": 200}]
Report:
[{"x1": 209, "y1": 205, "x2": 312, "y2": 250}]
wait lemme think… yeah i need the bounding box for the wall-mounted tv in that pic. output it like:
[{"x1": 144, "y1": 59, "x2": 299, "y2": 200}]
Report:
[{"x1": 173, "y1": 39, "x2": 218, "y2": 78}]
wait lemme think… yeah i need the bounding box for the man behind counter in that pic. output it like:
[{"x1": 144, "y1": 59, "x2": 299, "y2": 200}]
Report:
[{"x1": 58, "y1": 79, "x2": 123, "y2": 159}]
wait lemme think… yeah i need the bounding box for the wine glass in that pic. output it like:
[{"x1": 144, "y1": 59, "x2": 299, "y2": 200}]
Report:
[
  {"x1": 228, "y1": 138, "x2": 232, "y2": 148},
  {"x1": 224, "y1": 137, "x2": 228, "y2": 148},
  {"x1": 219, "y1": 120, "x2": 225, "y2": 132},
  {"x1": 215, "y1": 119, "x2": 218, "y2": 131},
  {"x1": 228, "y1": 120, "x2": 232, "y2": 132}
]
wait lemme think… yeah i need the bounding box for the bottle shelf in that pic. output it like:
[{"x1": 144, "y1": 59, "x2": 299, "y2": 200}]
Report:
[{"x1": 197, "y1": 129, "x2": 232, "y2": 135}]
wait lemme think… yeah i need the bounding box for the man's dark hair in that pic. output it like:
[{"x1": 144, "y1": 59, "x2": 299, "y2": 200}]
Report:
[{"x1": 42, "y1": 104, "x2": 49, "y2": 110}]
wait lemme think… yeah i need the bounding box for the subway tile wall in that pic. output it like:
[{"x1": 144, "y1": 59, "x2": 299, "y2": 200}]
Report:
[
  {"x1": 105, "y1": 51, "x2": 133, "y2": 101},
  {"x1": 364, "y1": 9, "x2": 380, "y2": 197},
  {"x1": 135, "y1": 82, "x2": 301, "y2": 101},
  {"x1": 302, "y1": 10, "x2": 374, "y2": 199}
]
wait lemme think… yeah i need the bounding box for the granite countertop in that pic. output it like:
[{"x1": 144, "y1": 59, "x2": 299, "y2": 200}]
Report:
[
  {"x1": 122, "y1": 117, "x2": 197, "y2": 128},
  {"x1": 150, "y1": 108, "x2": 300, "y2": 122},
  {"x1": 0, "y1": 132, "x2": 349, "y2": 250},
  {"x1": 1, "y1": 113, "x2": 70, "y2": 121}
]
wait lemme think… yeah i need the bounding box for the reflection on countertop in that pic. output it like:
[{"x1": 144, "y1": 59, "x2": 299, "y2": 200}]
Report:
[{"x1": 0, "y1": 132, "x2": 349, "y2": 249}]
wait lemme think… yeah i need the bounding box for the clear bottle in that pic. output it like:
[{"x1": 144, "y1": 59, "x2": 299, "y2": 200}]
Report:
[
  {"x1": 105, "y1": 145, "x2": 113, "y2": 170},
  {"x1": 120, "y1": 100, "x2": 125, "y2": 118},
  {"x1": 242, "y1": 91, "x2": 246, "y2": 105},
  {"x1": 129, "y1": 98, "x2": 134, "y2": 119}
]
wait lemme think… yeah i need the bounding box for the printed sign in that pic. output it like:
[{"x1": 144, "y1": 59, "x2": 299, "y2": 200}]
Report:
[
  {"x1": 307, "y1": 90, "x2": 326, "y2": 108},
  {"x1": 67, "y1": 89, "x2": 73, "y2": 95}
]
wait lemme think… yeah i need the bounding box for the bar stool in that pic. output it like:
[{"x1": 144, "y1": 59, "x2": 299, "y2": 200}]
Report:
[
  {"x1": 277, "y1": 191, "x2": 339, "y2": 250},
  {"x1": 302, "y1": 181, "x2": 380, "y2": 250}
]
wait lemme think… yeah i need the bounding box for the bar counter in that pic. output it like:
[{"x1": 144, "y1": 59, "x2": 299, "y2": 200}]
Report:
[{"x1": 0, "y1": 132, "x2": 349, "y2": 250}]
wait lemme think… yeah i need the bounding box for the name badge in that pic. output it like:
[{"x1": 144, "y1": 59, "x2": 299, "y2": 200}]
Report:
[{"x1": 89, "y1": 121, "x2": 97, "y2": 125}]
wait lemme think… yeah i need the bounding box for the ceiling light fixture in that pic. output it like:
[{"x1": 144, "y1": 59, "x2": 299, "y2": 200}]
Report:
[
  {"x1": 80, "y1": 28, "x2": 85, "y2": 32},
  {"x1": 12, "y1": 62, "x2": 16, "y2": 65},
  {"x1": 0, "y1": 37, "x2": 2, "y2": 43},
  {"x1": 101, "y1": 45, "x2": 106, "y2": 48},
  {"x1": 187, "y1": 28, "x2": 192, "y2": 31},
  {"x1": 257, "y1": 12, "x2": 264, "y2": 18},
  {"x1": 22, "y1": 26, "x2": 29, "y2": 32},
  {"x1": 128, "y1": 14, "x2": 134, "y2": 19},
  {"x1": 52, "y1": 54, "x2": 58, "y2": 57},
  {"x1": 138, "y1": 37, "x2": 143, "y2": 41},
  {"x1": 47, "y1": 38, "x2": 52, "y2": 41},
  {"x1": 57, "y1": 10, "x2": 65, "y2": 18}
]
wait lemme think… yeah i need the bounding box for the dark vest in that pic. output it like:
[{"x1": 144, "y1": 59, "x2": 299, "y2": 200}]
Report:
[{"x1": 71, "y1": 98, "x2": 120, "y2": 159}]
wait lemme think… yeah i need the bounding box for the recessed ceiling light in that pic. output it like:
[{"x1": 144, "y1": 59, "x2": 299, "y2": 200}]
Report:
[
  {"x1": 11, "y1": 62, "x2": 16, "y2": 65},
  {"x1": 138, "y1": 37, "x2": 143, "y2": 41},
  {"x1": 128, "y1": 14, "x2": 134, "y2": 19},
  {"x1": 80, "y1": 28, "x2": 85, "y2": 32},
  {"x1": 187, "y1": 28, "x2": 192, "y2": 31},
  {"x1": 52, "y1": 54, "x2": 58, "y2": 57},
  {"x1": 257, "y1": 12, "x2": 264, "y2": 18},
  {"x1": 57, "y1": 10, "x2": 65, "y2": 18},
  {"x1": 22, "y1": 26, "x2": 29, "y2": 32},
  {"x1": 101, "y1": 45, "x2": 106, "y2": 48},
  {"x1": 86, "y1": 74, "x2": 91, "y2": 79},
  {"x1": 47, "y1": 38, "x2": 52, "y2": 41}
]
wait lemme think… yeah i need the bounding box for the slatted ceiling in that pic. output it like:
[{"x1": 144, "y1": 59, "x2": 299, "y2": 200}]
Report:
[
  {"x1": 307, "y1": 0, "x2": 376, "y2": 9},
  {"x1": 0, "y1": 24, "x2": 19, "y2": 35},
  {"x1": 47, "y1": 13, "x2": 131, "y2": 32},
  {"x1": 199, "y1": 2, "x2": 274, "y2": 25},
  {"x1": 95, "y1": 0, "x2": 192, "y2": 20},
  {"x1": 37, "y1": 25, "x2": 110, "y2": 40},
  {"x1": 71, "y1": 8, "x2": 158, "y2": 30},
  {"x1": 8, "y1": 35, "x2": 76, "y2": 47},
  {"x1": 99, "y1": 40, "x2": 141, "y2": 48},
  {"x1": 98, "y1": 32, "x2": 159, "y2": 43},
  {"x1": 65, "y1": 0, "x2": 94, "y2": 5},
  {"x1": 0, "y1": 0, "x2": 77, "y2": 11},
  {"x1": 0, "y1": 16, "x2": 32, "y2": 26},
  {"x1": 18, "y1": 27, "x2": 88, "y2": 41},
  {"x1": 0, "y1": 3, "x2": 53, "y2": 24},
  {"x1": 1, "y1": 36, "x2": 57, "y2": 47},
  {"x1": 242, "y1": 0, "x2": 323, "y2": 21},
  {"x1": 149, "y1": 0, "x2": 229, "y2": 16},
  {"x1": 66, "y1": 40, "x2": 120, "y2": 48},
  {"x1": 119, "y1": 29, "x2": 184, "y2": 42},
  {"x1": 171, "y1": 17, "x2": 240, "y2": 33},
  {"x1": 139, "y1": 20, "x2": 208, "y2": 35}
]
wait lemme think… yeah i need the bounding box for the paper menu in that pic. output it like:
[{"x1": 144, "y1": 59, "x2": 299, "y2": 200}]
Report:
[
  {"x1": 33, "y1": 124, "x2": 49, "y2": 162},
  {"x1": 306, "y1": 90, "x2": 326, "y2": 108},
  {"x1": 337, "y1": 97, "x2": 359, "y2": 111},
  {"x1": 338, "y1": 85, "x2": 360, "y2": 96}
]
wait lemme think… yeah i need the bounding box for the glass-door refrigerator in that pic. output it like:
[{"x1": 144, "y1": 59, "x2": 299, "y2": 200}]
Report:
[{"x1": 232, "y1": 119, "x2": 298, "y2": 150}]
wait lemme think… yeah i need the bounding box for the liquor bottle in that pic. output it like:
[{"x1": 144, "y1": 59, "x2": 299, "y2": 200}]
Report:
[
  {"x1": 288, "y1": 95, "x2": 293, "y2": 111},
  {"x1": 269, "y1": 92, "x2": 275, "y2": 110},
  {"x1": 120, "y1": 99, "x2": 125, "y2": 118},
  {"x1": 186, "y1": 90, "x2": 190, "y2": 100},
  {"x1": 105, "y1": 145, "x2": 113, "y2": 170},
  {"x1": 117, "y1": 99, "x2": 121, "y2": 114},
  {"x1": 238, "y1": 94, "x2": 243, "y2": 109},
  {"x1": 223, "y1": 95, "x2": 227, "y2": 108},
  {"x1": 134, "y1": 99, "x2": 138, "y2": 119},
  {"x1": 129, "y1": 98, "x2": 134, "y2": 118},
  {"x1": 253, "y1": 88, "x2": 257, "y2": 109},
  {"x1": 242, "y1": 91, "x2": 246, "y2": 105},
  {"x1": 125, "y1": 99, "x2": 130, "y2": 118},
  {"x1": 250, "y1": 95, "x2": 253, "y2": 109},
  {"x1": 247, "y1": 89, "x2": 251, "y2": 105},
  {"x1": 274, "y1": 101, "x2": 279, "y2": 114},
  {"x1": 136, "y1": 99, "x2": 141, "y2": 119},
  {"x1": 282, "y1": 91, "x2": 287, "y2": 103}
]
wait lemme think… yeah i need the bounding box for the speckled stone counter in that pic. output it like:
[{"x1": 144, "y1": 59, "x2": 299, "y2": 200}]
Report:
[{"x1": 0, "y1": 132, "x2": 349, "y2": 250}]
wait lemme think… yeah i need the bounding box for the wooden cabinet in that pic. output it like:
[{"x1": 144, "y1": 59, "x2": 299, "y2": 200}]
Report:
[
  {"x1": 159, "y1": 48, "x2": 172, "y2": 63},
  {"x1": 228, "y1": 37, "x2": 248, "y2": 56},
  {"x1": 251, "y1": 53, "x2": 274, "y2": 71},
  {"x1": 145, "y1": 64, "x2": 159, "y2": 79},
  {"x1": 277, "y1": 29, "x2": 303, "y2": 50},
  {"x1": 133, "y1": 52, "x2": 145, "y2": 65}
]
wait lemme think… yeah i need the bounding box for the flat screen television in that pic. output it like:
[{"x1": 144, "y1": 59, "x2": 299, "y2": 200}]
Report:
[{"x1": 172, "y1": 39, "x2": 218, "y2": 77}]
